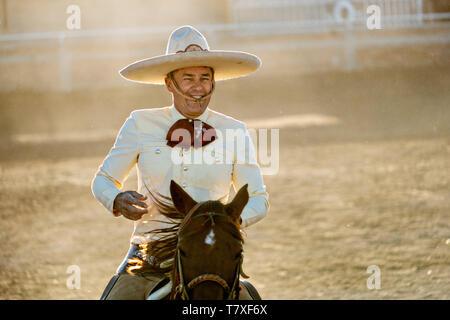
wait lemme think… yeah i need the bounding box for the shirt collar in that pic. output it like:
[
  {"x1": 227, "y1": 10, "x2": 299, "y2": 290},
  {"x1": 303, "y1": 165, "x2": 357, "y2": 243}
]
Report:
[{"x1": 170, "y1": 105, "x2": 209, "y2": 123}]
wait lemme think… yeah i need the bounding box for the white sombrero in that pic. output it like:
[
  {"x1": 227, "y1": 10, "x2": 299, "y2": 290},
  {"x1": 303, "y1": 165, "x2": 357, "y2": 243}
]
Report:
[{"x1": 119, "y1": 25, "x2": 261, "y2": 85}]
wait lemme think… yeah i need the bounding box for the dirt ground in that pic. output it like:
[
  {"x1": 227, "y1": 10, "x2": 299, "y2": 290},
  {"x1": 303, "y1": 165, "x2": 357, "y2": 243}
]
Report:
[{"x1": 0, "y1": 65, "x2": 449, "y2": 299}]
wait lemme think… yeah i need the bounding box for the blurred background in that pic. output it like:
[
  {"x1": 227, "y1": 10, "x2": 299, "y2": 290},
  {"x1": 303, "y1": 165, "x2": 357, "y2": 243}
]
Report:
[{"x1": 0, "y1": 0, "x2": 449, "y2": 299}]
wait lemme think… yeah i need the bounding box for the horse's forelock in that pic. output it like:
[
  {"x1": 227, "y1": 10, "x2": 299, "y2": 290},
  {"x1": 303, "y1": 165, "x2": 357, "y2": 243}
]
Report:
[{"x1": 179, "y1": 201, "x2": 244, "y2": 249}]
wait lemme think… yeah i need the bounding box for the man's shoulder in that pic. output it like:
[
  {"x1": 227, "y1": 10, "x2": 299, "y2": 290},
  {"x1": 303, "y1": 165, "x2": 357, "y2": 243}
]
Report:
[
  {"x1": 129, "y1": 107, "x2": 171, "y2": 132},
  {"x1": 208, "y1": 109, "x2": 246, "y2": 130},
  {"x1": 130, "y1": 106, "x2": 171, "y2": 120}
]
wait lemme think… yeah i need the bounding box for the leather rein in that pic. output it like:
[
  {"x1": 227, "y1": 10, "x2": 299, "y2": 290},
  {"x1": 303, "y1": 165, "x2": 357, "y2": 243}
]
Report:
[{"x1": 171, "y1": 203, "x2": 247, "y2": 300}]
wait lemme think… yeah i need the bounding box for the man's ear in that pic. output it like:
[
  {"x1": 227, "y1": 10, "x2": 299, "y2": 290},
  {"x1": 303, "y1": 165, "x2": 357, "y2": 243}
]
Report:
[
  {"x1": 225, "y1": 184, "x2": 249, "y2": 223},
  {"x1": 170, "y1": 180, "x2": 197, "y2": 215},
  {"x1": 164, "y1": 76, "x2": 174, "y2": 94}
]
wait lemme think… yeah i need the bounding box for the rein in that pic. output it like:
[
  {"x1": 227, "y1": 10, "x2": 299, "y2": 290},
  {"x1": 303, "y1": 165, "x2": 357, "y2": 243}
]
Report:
[{"x1": 171, "y1": 203, "x2": 246, "y2": 300}]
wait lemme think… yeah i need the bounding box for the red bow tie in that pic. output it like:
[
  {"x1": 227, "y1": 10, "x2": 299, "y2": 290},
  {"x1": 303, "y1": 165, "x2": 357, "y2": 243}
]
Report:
[{"x1": 166, "y1": 118, "x2": 217, "y2": 148}]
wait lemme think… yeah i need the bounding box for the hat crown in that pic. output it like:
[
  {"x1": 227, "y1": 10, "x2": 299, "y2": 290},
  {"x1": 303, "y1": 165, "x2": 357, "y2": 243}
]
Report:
[{"x1": 166, "y1": 25, "x2": 210, "y2": 55}]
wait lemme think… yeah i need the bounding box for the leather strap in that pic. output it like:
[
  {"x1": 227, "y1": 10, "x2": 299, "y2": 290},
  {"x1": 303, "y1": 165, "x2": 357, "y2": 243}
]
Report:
[{"x1": 240, "y1": 280, "x2": 262, "y2": 300}]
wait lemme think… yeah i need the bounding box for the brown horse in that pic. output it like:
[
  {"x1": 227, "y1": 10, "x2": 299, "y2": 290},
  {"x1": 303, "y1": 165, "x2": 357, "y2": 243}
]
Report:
[{"x1": 127, "y1": 180, "x2": 252, "y2": 300}]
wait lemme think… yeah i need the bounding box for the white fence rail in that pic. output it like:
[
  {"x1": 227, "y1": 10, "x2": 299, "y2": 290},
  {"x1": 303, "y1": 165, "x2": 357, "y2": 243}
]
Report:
[
  {"x1": 0, "y1": 0, "x2": 449, "y2": 91},
  {"x1": 229, "y1": 0, "x2": 449, "y2": 35}
]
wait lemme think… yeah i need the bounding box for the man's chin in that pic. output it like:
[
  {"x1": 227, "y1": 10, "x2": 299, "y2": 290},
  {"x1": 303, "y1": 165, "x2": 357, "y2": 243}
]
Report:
[{"x1": 186, "y1": 103, "x2": 207, "y2": 116}]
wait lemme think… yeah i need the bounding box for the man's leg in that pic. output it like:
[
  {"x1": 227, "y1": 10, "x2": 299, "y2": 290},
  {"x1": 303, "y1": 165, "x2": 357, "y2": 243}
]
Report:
[
  {"x1": 103, "y1": 273, "x2": 161, "y2": 300},
  {"x1": 100, "y1": 244, "x2": 166, "y2": 300},
  {"x1": 100, "y1": 274, "x2": 120, "y2": 300}
]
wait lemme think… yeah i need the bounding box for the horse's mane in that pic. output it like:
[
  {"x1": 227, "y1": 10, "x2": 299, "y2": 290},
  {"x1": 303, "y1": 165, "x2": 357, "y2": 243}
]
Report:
[
  {"x1": 127, "y1": 187, "x2": 182, "y2": 276},
  {"x1": 127, "y1": 186, "x2": 244, "y2": 277}
]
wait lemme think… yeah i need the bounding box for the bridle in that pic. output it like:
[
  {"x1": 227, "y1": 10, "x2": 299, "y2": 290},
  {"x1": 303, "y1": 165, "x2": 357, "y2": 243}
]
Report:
[
  {"x1": 173, "y1": 246, "x2": 245, "y2": 300},
  {"x1": 171, "y1": 203, "x2": 247, "y2": 300}
]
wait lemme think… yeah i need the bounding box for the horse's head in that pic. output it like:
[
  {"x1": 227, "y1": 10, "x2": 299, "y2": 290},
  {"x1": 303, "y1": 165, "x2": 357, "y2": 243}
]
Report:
[{"x1": 170, "y1": 180, "x2": 249, "y2": 300}]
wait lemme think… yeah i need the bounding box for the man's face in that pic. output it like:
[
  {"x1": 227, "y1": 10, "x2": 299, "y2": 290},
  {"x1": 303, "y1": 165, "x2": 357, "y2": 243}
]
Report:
[{"x1": 165, "y1": 66, "x2": 214, "y2": 118}]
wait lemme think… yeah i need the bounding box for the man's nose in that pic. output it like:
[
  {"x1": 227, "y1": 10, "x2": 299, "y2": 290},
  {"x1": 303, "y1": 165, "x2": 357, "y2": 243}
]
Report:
[{"x1": 191, "y1": 80, "x2": 205, "y2": 91}]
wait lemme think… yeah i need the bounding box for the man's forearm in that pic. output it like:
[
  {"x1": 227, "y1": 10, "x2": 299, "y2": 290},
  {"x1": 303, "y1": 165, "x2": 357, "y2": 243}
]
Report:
[
  {"x1": 91, "y1": 170, "x2": 122, "y2": 215},
  {"x1": 241, "y1": 193, "x2": 269, "y2": 228}
]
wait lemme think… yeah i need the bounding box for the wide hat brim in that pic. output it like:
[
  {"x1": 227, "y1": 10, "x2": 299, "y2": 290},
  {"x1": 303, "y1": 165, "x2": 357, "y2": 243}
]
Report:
[{"x1": 119, "y1": 50, "x2": 261, "y2": 85}]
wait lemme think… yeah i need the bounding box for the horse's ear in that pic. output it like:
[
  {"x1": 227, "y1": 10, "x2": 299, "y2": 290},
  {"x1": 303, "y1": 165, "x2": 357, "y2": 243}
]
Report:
[
  {"x1": 170, "y1": 180, "x2": 197, "y2": 215},
  {"x1": 226, "y1": 184, "x2": 249, "y2": 222}
]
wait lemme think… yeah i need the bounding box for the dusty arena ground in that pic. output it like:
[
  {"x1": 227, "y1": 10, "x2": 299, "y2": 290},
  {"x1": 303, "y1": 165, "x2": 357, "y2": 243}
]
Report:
[{"x1": 0, "y1": 66, "x2": 449, "y2": 299}]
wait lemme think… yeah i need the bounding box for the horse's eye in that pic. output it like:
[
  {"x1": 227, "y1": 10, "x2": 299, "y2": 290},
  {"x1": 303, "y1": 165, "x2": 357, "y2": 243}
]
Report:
[{"x1": 234, "y1": 252, "x2": 243, "y2": 260}]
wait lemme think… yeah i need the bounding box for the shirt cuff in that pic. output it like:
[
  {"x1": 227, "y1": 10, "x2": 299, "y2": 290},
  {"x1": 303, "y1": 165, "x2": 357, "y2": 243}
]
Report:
[
  {"x1": 103, "y1": 188, "x2": 121, "y2": 215},
  {"x1": 240, "y1": 196, "x2": 269, "y2": 228}
]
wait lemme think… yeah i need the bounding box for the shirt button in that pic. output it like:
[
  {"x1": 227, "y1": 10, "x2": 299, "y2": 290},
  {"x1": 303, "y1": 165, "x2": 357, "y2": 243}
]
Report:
[
  {"x1": 183, "y1": 166, "x2": 188, "y2": 171},
  {"x1": 182, "y1": 183, "x2": 187, "y2": 188},
  {"x1": 155, "y1": 148, "x2": 161, "y2": 154}
]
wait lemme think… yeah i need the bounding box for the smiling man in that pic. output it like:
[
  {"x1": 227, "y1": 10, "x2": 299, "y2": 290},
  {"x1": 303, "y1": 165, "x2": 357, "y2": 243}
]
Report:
[
  {"x1": 91, "y1": 25, "x2": 269, "y2": 300},
  {"x1": 166, "y1": 66, "x2": 215, "y2": 117}
]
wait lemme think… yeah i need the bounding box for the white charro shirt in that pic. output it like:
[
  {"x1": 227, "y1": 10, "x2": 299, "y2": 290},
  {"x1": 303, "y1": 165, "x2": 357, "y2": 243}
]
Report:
[{"x1": 91, "y1": 105, "x2": 269, "y2": 244}]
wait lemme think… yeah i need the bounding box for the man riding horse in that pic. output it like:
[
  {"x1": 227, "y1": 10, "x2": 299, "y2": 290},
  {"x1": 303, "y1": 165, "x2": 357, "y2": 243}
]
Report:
[{"x1": 91, "y1": 25, "x2": 269, "y2": 299}]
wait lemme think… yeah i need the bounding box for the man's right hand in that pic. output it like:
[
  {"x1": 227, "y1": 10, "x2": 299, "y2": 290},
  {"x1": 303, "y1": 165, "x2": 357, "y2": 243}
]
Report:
[{"x1": 113, "y1": 191, "x2": 148, "y2": 220}]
